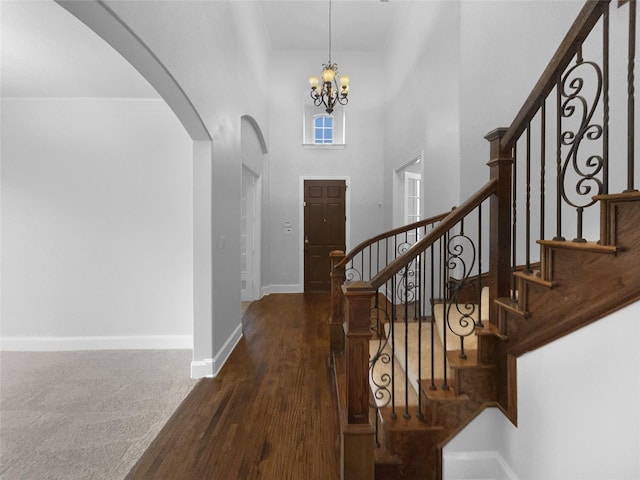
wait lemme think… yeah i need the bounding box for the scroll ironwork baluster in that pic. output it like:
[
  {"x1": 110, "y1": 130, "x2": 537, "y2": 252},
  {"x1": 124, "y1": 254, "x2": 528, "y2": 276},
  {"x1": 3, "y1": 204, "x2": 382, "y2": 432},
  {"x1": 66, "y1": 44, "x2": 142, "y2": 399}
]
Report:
[
  {"x1": 559, "y1": 44, "x2": 604, "y2": 243},
  {"x1": 373, "y1": 293, "x2": 381, "y2": 448},
  {"x1": 459, "y1": 221, "x2": 466, "y2": 358}
]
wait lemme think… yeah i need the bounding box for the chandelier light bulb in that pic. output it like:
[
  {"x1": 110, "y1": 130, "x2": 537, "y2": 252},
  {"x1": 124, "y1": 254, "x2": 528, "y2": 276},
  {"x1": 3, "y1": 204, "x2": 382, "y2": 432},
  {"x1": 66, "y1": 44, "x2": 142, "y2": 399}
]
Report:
[{"x1": 322, "y1": 67, "x2": 335, "y2": 83}]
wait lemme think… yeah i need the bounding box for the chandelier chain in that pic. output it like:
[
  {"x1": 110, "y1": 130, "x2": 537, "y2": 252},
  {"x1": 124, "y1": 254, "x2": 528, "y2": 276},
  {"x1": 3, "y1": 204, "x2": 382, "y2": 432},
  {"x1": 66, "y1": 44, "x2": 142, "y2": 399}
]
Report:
[{"x1": 328, "y1": 0, "x2": 332, "y2": 63}]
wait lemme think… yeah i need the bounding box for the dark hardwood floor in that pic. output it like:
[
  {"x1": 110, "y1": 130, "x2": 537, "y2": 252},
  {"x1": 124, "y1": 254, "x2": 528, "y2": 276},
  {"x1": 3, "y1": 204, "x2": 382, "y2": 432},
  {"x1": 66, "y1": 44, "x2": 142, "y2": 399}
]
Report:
[{"x1": 126, "y1": 293, "x2": 340, "y2": 480}]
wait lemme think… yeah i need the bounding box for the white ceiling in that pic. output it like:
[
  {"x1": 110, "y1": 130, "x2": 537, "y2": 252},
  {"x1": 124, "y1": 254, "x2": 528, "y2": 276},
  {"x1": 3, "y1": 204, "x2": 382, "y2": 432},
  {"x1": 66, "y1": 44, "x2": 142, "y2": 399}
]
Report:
[
  {"x1": 258, "y1": 1, "x2": 399, "y2": 53},
  {"x1": 0, "y1": 0, "x2": 399, "y2": 98},
  {"x1": 0, "y1": 0, "x2": 159, "y2": 98}
]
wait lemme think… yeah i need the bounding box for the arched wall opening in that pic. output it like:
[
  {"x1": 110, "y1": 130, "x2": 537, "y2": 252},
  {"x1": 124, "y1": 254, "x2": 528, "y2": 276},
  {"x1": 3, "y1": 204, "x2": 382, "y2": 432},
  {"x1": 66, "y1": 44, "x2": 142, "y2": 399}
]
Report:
[
  {"x1": 240, "y1": 115, "x2": 268, "y2": 302},
  {"x1": 56, "y1": 0, "x2": 215, "y2": 377}
]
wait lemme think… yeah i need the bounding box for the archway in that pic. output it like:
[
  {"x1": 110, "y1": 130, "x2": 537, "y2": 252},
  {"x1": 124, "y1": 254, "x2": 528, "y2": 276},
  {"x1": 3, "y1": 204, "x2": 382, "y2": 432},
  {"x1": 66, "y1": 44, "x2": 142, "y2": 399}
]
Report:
[
  {"x1": 56, "y1": 0, "x2": 214, "y2": 377},
  {"x1": 240, "y1": 115, "x2": 268, "y2": 302}
]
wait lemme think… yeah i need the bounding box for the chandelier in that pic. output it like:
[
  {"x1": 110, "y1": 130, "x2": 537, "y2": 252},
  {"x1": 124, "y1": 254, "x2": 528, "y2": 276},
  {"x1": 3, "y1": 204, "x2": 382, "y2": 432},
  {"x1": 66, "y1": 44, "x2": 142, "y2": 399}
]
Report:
[{"x1": 309, "y1": 0, "x2": 349, "y2": 114}]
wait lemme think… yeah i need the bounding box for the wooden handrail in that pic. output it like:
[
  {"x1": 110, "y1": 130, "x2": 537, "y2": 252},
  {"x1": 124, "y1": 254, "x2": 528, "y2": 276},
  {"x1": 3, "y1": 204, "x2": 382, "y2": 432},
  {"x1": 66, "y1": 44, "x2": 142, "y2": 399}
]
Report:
[
  {"x1": 335, "y1": 210, "x2": 453, "y2": 269},
  {"x1": 370, "y1": 179, "x2": 498, "y2": 290},
  {"x1": 500, "y1": 0, "x2": 610, "y2": 150}
]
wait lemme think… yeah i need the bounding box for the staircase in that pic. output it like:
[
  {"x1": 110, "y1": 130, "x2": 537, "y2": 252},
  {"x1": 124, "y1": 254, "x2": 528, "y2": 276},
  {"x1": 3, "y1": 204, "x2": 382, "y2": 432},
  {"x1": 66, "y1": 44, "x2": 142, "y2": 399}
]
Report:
[{"x1": 330, "y1": 1, "x2": 639, "y2": 478}]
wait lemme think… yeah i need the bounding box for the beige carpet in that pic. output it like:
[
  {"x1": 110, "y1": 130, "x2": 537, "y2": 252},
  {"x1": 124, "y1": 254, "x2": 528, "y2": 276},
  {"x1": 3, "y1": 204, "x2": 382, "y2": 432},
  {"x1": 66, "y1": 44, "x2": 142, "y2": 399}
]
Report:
[{"x1": 0, "y1": 350, "x2": 197, "y2": 480}]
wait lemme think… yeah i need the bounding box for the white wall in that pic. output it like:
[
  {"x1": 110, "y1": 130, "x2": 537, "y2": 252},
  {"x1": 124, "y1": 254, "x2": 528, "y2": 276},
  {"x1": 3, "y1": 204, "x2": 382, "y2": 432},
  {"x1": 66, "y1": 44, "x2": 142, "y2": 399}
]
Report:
[
  {"x1": 266, "y1": 50, "x2": 385, "y2": 291},
  {"x1": 458, "y1": 0, "x2": 584, "y2": 200},
  {"x1": 99, "y1": 1, "x2": 271, "y2": 374},
  {"x1": 383, "y1": 1, "x2": 462, "y2": 226},
  {"x1": 445, "y1": 302, "x2": 640, "y2": 480},
  {"x1": 1, "y1": 98, "x2": 193, "y2": 349}
]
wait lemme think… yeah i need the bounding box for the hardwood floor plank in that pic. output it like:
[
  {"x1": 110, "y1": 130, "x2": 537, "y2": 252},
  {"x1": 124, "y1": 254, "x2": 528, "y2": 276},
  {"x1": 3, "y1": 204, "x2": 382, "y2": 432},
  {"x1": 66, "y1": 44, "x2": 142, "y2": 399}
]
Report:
[{"x1": 126, "y1": 293, "x2": 340, "y2": 479}]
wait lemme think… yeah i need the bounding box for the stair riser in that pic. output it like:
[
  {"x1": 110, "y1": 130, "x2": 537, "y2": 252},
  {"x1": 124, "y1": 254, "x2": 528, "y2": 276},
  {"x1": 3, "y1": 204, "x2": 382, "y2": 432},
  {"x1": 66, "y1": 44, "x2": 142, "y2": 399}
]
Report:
[
  {"x1": 452, "y1": 366, "x2": 497, "y2": 401},
  {"x1": 599, "y1": 194, "x2": 640, "y2": 249},
  {"x1": 380, "y1": 429, "x2": 445, "y2": 480}
]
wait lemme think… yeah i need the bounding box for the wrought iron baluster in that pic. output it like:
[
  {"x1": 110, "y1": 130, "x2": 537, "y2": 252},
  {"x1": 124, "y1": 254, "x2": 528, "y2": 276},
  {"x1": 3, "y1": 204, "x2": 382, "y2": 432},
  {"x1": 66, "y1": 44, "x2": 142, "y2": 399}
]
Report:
[
  {"x1": 541, "y1": 100, "x2": 546, "y2": 241},
  {"x1": 477, "y1": 205, "x2": 484, "y2": 328},
  {"x1": 626, "y1": 0, "x2": 637, "y2": 192},
  {"x1": 525, "y1": 123, "x2": 532, "y2": 272},
  {"x1": 416, "y1": 251, "x2": 424, "y2": 420},
  {"x1": 429, "y1": 243, "x2": 436, "y2": 391},
  {"x1": 559, "y1": 45, "x2": 604, "y2": 243},
  {"x1": 460, "y1": 218, "x2": 467, "y2": 358},
  {"x1": 403, "y1": 267, "x2": 410, "y2": 419},
  {"x1": 512, "y1": 142, "x2": 518, "y2": 300},
  {"x1": 555, "y1": 73, "x2": 565, "y2": 241},
  {"x1": 603, "y1": 6, "x2": 610, "y2": 194},
  {"x1": 390, "y1": 275, "x2": 396, "y2": 420},
  {"x1": 458, "y1": 221, "x2": 466, "y2": 358},
  {"x1": 373, "y1": 292, "x2": 381, "y2": 448},
  {"x1": 442, "y1": 230, "x2": 449, "y2": 391}
]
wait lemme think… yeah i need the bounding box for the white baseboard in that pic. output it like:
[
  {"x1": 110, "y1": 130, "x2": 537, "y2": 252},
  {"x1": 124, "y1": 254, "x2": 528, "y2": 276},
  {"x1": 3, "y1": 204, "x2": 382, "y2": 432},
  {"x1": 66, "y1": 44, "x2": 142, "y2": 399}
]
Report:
[
  {"x1": 0, "y1": 335, "x2": 193, "y2": 351},
  {"x1": 190, "y1": 358, "x2": 214, "y2": 378},
  {"x1": 190, "y1": 322, "x2": 243, "y2": 379},
  {"x1": 443, "y1": 450, "x2": 519, "y2": 480},
  {"x1": 261, "y1": 284, "x2": 302, "y2": 296}
]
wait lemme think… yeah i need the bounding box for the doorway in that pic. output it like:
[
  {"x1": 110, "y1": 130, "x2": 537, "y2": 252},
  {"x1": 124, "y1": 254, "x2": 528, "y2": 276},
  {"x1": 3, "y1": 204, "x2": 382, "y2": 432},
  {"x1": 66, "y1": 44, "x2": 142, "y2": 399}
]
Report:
[
  {"x1": 303, "y1": 179, "x2": 346, "y2": 292},
  {"x1": 241, "y1": 166, "x2": 260, "y2": 301}
]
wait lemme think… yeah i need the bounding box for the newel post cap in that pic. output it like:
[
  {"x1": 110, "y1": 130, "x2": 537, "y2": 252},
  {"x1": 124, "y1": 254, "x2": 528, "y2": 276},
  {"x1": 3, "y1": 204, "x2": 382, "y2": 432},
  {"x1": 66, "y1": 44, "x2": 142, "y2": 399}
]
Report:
[
  {"x1": 342, "y1": 281, "x2": 375, "y2": 296},
  {"x1": 485, "y1": 128, "x2": 513, "y2": 164}
]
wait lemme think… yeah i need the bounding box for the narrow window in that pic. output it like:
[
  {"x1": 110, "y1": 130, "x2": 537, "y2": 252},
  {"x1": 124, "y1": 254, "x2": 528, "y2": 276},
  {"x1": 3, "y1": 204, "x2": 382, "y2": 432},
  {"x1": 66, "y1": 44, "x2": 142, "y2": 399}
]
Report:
[
  {"x1": 313, "y1": 115, "x2": 333, "y2": 144},
  {"x1": 404, "y1": 172, "x2": 422, "y2": 225}
]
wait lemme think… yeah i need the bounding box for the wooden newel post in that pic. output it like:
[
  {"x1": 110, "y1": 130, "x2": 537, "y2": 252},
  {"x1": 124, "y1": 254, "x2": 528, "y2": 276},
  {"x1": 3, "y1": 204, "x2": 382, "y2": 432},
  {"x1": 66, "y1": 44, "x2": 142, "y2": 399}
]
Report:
[
  {"x1": 330, "y1": 250, "x2": 346, "y2": 361},
  {"x1": 341, "y1": 281, "x2": 375, "y2": 480},
  {"x1": 485, "y1": 128, "x2": 513, "y2": 326}
]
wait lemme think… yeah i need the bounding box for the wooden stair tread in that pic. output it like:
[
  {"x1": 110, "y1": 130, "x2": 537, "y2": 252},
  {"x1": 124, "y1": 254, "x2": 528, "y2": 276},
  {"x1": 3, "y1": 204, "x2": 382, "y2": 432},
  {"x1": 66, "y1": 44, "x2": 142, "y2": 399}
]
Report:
[
  {"x1": 537, "y1": 239, "x2": 622, "y2": 255},
  {"x1": 593, "y1": 191, "x2": 640, "y2": 201},
  {"x1": 445, "y1": 349, "x2": 495, "y2": 370},
  {"x1": 421, "y1": 382, "x2": 469, "y2": 401},
  {"x1": 495, "y1": 296, "x2": 530, "y2": 318},
  {"x1": 377, "y1": 406, "x2": 444, "y2": 431},
  {"x1": 513, "y1": 269, "x2": 556, "y2": 288},
  {"x1": 474, "y1": 323, "x2": 508, "y2": 340}
]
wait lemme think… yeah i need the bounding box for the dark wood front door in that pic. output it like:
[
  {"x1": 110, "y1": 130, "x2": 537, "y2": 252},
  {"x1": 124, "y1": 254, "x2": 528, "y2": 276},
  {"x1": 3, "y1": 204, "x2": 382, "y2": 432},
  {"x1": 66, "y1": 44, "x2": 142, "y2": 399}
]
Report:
[{"x1": 304, "y1": 180, "x2": 346, "y2": 292}]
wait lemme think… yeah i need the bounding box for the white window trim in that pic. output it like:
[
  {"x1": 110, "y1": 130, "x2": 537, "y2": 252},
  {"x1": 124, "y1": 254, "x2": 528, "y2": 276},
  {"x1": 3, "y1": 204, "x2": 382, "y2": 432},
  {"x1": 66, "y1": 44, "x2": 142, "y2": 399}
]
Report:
[{"x1": 302, "y1": 105, "x2": 346, "y2": 147}]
